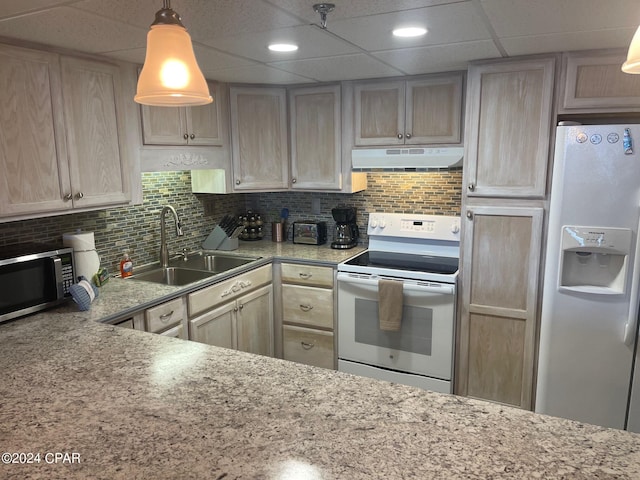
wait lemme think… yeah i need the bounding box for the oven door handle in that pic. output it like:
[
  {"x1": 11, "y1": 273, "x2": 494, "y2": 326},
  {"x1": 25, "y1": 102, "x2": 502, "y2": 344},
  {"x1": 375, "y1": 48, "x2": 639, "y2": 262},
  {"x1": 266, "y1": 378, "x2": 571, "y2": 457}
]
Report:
[{"x1": 337, "y1": 272, "x2": 454, "y2": 295}]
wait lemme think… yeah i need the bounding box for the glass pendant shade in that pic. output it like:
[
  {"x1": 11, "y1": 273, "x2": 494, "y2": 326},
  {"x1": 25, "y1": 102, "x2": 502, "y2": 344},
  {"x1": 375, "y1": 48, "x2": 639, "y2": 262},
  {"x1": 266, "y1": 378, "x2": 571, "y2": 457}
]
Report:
[
  {"x1": 622, "y1": 25, "x2": 640, "y2": 74},
  {"x1": 135, "y1": 24, "x2": 212, "y2": 106}
]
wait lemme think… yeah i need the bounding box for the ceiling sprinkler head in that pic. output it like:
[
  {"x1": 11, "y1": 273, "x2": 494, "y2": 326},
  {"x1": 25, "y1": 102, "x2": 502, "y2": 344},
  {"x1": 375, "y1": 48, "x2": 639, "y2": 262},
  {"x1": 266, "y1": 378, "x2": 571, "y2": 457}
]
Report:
[{"x1": 313, "y1": 3, "x2": 335, "y2": 29}]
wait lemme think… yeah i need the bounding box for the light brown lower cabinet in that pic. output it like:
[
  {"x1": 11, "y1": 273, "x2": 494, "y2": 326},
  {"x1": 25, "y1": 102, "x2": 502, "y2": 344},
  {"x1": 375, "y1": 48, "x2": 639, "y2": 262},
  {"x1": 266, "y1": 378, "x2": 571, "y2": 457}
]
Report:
[
  {"x1": 457, "y1": 205, "x2": 544, "y2": 409},
  {"x1": 283, "y1": 325, "x2": 334, "y2": 370},
  {"x1": 188, "y1": 265, "x2": 274, "y2": 357},
  {"x1": 280, "y1": 262, "x2": 336, "y2": 369}
]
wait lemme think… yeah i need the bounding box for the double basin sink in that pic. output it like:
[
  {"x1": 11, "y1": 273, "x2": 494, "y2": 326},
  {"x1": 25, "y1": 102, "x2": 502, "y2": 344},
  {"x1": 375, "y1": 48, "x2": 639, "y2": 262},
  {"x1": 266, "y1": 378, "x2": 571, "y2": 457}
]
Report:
[{"x1": 129, "y1": 251, "x2": 261, "y2": 286}]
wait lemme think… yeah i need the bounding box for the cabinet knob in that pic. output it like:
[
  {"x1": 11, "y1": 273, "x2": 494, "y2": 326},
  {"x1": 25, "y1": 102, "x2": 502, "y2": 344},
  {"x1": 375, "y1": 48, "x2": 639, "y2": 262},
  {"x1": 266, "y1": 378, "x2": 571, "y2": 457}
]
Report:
[
  {"x1": 292, "y1": 178, "x2": 297, "y2": 184},
  {"x1": 75, "y1": 192, "x2": 84, "y2": 200},
  {"x1": 183, "y1": 133, "x2": 189, "y2": 140},
  {"x1": 159, "y1": 311, "x2": 174, "y2": 322},
  {"x1": 63, "y1": 193, "x2": 73, "y2": 201},
  {"x1": 397, "y1": 133, "x2": 403, "y2": 139},
  {"x1": 468, "y1": 183, "x2": 475, "y2": 191},
  {"x1": 466, "y1": 210, "x2": 473, "y2": 219},
  {"x1": 238, "y1": 303, "x2": 244, "y2": 310},
  {"x1": 301, "y1": 341, "x2": 315, "y2": 350},
  {"x1": 405, "y1": 133, "x2": 412, "y2": 139},
  {"x1": 299, "y1": 304, "x2": 313, "y2": 312},
  {"x1": 190, "y1": 134, "x2": 195, "y2": 140},
  {"x1": 235, "y1": 179, "x2": 241, "y2": 185}
]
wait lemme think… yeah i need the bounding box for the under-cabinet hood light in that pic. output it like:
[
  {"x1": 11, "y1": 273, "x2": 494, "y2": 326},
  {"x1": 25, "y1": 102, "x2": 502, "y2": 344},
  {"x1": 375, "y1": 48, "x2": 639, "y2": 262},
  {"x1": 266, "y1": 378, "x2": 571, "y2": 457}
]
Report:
[{"x1": 135, "y1": 0, "x2": 212, "y2": 106}]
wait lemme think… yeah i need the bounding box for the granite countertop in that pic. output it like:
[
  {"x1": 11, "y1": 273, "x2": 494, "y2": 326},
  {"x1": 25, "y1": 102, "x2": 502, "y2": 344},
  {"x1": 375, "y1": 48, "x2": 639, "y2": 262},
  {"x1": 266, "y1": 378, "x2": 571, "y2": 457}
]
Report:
[{"x1": 1, "y1": 241, "x2": 640, "y2": 478}]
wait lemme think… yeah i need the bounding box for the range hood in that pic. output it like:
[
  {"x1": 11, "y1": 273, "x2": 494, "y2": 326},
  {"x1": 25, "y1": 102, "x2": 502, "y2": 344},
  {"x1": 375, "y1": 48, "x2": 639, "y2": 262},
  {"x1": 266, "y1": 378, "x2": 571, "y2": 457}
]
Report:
[{"x1": 351, "y1": 147, "x2": 463, "y2": 171}]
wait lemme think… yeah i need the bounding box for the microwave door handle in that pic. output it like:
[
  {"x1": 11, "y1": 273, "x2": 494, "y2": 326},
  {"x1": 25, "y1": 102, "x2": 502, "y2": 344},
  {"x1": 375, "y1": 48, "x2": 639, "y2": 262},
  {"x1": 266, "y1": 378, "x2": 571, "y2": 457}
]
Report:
[{"x1": 51, "y1": 256, "x2": 64, "y2": 298}]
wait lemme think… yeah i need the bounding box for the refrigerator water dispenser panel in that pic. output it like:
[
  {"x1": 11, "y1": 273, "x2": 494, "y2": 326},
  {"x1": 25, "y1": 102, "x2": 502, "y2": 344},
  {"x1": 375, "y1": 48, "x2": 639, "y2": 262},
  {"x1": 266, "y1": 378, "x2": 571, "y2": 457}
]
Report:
[{"x1": 559, "y1": 226, "x2": 631, "y2": 294}]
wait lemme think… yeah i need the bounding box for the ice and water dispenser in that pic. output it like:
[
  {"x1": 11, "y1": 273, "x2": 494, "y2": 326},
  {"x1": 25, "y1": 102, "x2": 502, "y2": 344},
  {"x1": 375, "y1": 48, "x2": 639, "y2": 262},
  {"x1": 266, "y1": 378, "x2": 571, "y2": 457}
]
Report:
[{"x1": 558, "y1": 226, "x2": 632, "y2": 295}]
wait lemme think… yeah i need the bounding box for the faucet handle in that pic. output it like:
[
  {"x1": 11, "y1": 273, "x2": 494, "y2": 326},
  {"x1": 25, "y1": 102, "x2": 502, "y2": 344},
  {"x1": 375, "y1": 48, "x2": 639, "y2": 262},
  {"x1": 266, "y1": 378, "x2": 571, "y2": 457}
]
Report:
[{"x1": 182, "y1": 248, "x2": 189, "y2": 260}]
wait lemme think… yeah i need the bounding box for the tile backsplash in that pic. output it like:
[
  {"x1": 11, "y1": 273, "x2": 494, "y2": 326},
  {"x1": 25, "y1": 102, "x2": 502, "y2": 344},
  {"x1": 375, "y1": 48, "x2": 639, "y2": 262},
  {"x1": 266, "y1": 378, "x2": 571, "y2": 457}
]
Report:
[{"x1": 0, "y1": 169, "x2": 461, "y2": 276}]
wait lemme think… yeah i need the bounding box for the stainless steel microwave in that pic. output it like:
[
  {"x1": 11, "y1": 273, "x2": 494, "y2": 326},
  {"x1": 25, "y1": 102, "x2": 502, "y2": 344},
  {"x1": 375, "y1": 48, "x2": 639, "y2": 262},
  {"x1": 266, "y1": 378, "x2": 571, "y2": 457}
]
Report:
[{"x1": 0, "y1": 243, "x2": 75, "y2": 324}]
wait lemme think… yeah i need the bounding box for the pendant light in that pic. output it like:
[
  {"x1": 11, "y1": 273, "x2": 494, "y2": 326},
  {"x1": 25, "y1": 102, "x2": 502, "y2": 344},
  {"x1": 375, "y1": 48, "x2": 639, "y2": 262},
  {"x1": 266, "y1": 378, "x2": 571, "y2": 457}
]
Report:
[
  {"x1": 135, "y1": 0, "x2": 212, "y2": 106},
  {"x1": 622, "y1": 26, "x2": 640, "y2": 73}
]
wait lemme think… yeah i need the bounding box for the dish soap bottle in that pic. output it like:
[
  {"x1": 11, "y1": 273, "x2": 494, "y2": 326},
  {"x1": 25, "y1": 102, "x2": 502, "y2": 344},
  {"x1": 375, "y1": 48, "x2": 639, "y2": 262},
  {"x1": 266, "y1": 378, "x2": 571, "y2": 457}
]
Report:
[{"x1": 120, "y1": 250, "x2": 133, "y2": 278}]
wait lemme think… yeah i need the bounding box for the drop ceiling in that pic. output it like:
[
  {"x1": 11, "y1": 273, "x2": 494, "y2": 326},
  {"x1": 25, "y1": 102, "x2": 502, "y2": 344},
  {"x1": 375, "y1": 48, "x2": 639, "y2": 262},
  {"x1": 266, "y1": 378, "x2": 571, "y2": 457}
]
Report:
[{"x1": 0, "y1": 0, "x2": 637, "y2": 84}]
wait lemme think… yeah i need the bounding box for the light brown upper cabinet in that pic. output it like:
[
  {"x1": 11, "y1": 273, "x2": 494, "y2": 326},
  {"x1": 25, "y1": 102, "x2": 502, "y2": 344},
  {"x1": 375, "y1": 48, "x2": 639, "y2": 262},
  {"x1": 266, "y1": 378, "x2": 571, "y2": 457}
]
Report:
[
  {"x1": 0, "y1": 44, "x2": 134, "y2": 219},
  {"x1": 353, "y1": 73, "x2": 463, "y2": 146},
  {"x1": 141, "y1": 81, "x2": 224, "y2": 146},
  {"x1": 59, "y1": 56, "x2": 131, "y2": 209},
  {"x1": 559, "y1": 49, "x2": 640, "y2": 113},
  {"x1": 289, "y1": 84, "x2": 342, "y2": 190},
  {"x1": 464, "y1": 57, "x2": 555, "y2": 199},
  {"x1": 229, "y1": 86, "x2": 289, "y2": 191},
  {"x1": 0, "y1": 45, "x2": 70, "y2": 217}
]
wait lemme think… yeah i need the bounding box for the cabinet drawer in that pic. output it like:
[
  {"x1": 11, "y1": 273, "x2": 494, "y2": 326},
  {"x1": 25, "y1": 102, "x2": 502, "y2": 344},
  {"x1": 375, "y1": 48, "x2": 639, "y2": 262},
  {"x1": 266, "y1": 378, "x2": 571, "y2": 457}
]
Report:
[
  {"x1": 188, "y1": 264, "x2": 272, "y2": 316},
  {"x1": 281, "y1": 263, "x2": 333, "y2": 287},
  {"x1": 283, "y1": 325, "x2": 334, "y2": 370},
  {"x1": 159, "y1": 323, "x2": 186, "y2": 339},
  {"x1": 282, "y1": 284, "x2": 333, "y2": 329},
  {"x1": 145, "y1": 297, "x2": 185, "y2": 333}
]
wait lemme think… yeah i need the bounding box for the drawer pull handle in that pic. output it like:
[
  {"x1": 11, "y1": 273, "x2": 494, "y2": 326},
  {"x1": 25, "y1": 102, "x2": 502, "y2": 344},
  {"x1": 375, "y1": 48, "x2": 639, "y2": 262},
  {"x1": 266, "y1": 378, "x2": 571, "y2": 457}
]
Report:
[
  {"x1": 299, "y1": 273, "x2": 312, "y2": 279},
  {"x1": 301, "y1": 341, "x2": 315, "y2": 350},
  {"x1": 299, "y1": 304, "x2": 313, "y2": 312},
  {"x1": 159, "y1": 310, "x2": 174, "y2": 321}
]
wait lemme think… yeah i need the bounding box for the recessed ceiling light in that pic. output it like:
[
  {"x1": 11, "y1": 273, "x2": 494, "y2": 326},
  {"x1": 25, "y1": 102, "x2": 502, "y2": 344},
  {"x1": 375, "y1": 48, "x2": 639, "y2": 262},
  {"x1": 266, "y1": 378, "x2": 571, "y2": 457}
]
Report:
[
  {"x1": 392, "y1": 27, "x2": 427, "y2": 38},
  {"x1": 268, "y1": 43, "x2": 299, "y2": 52}
]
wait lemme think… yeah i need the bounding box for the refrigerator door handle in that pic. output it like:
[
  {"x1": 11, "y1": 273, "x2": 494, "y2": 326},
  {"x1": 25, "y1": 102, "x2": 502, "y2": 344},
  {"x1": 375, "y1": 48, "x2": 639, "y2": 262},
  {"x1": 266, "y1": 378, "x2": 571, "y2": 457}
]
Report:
[{"x1": 624, "y1": 211, "x2": 640, "y2": 346}]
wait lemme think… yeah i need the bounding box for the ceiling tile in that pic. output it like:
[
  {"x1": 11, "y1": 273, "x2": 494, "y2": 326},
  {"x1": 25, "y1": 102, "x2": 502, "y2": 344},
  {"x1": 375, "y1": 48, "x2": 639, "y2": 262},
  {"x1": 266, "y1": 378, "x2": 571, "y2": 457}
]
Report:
[
  {"x1": 202, "y1": 25, "x2": 359, "y2": 63},
  {"x1": 265, "y1": 0, "x2": 461, "y2": 22},
  {"x1": 0, "y1": 6, "x2": 147, "y2": 53},
  {"x1": 202, "y1": 64, "x2": 315, "y2": 84},
  {"x1": 481, "y1": 0, "x2": 640, "y2": 37},
  {"x1": 372, "y1": 40, "x2": 502, "y2": 74},
  {"x1": 269, "y1": 53, "x2": 404, "y2": 81},
  {"x1": 73, "y1": 0, "x2": 305, "y2": 42},
  {"x1": 327, "y1": 2, "x2": 491, "y2": 52},
  {"x1": 500, "y1": 29, "x2": 637, "y2": 57},
  {"x1": 0, "y1": 0, "x2": 70, "y2": 19}
]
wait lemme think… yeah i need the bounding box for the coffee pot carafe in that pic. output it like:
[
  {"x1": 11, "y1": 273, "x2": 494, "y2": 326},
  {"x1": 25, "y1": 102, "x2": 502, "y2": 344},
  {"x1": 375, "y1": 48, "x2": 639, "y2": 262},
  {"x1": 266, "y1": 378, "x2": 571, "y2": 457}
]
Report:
[{"x1": 331, "y1": 207, "x2": 359, "y2": 249}]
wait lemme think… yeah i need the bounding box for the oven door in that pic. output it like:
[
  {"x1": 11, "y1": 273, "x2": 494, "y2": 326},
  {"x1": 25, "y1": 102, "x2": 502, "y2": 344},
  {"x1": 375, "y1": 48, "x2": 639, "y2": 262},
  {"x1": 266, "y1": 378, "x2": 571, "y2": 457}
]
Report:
[{"x1": 337, "y1": 272, "x2": 455, "y2": 386}]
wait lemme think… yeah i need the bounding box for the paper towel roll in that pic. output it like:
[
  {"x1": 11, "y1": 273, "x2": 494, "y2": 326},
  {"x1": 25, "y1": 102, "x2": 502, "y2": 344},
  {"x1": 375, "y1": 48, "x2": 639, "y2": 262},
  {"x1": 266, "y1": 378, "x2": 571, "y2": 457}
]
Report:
[{"x1": 63, "y1": 231, "x2": 100, "y2": 280}]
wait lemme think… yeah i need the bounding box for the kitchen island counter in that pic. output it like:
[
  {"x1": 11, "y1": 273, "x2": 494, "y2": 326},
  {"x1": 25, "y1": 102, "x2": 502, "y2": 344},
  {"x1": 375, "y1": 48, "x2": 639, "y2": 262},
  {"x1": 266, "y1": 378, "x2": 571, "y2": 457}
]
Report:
[{"x1": 1, "y1": 304, "x2": 639, "y2": 479}]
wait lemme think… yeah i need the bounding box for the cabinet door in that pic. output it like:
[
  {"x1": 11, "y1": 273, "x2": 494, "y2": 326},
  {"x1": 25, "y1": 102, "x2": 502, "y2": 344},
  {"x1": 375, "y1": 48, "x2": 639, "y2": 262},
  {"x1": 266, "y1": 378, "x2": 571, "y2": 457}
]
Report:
[
  {"x1": 354, "y1": 81, "x2": 405, "y2": 146},
  {"x1": 405, "y1": 74, "x2": 463, "y2": 145},
  {"x1": 185, "y1": 81, "x2": 224, "y2": 146},
  {"x1": 464, "y1": 57, "x2": 555, "y2": 198},
  {"x1": 0, "y1": 44, "x2": 71, "y2": 216},
  {"x1": 189, "y1": 301, "x2": 236, "y2": 349},
  {"x1": 289, "y1": 84, "x2": 341, "y2": 190},
  {"x1": 561, "y1": 50, "x2": 640, "y2": 112},
  {"x1": 60, "y1": 56, "x2": 130, "y2": 208},
  {"x1": 141, "y1": 105, "x2": 187, "y2": 145},
  {"x1": 458, "y1": 206, "x2": 543, "y2": 409},
  {"x1": 237, "y1": 284, "x2": 273, "y2": 357},
  {"x1": 230, "y1": 87, "x2": 288, "y2": 190}
]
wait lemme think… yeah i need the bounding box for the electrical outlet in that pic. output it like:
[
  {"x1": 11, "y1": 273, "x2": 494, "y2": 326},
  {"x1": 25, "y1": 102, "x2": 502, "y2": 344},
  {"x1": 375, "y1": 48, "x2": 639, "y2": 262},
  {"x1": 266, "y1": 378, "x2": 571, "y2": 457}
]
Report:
[{"x1": 311, "y1": 197, "x2": 321, "y2": 214}]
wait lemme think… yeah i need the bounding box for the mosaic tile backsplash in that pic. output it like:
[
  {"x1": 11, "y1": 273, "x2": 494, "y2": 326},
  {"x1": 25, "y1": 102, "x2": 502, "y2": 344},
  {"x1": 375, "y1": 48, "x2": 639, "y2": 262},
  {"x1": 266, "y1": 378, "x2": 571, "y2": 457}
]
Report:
[{"x1": 0, "y1": 170, "x2": 461, "y2": 276}]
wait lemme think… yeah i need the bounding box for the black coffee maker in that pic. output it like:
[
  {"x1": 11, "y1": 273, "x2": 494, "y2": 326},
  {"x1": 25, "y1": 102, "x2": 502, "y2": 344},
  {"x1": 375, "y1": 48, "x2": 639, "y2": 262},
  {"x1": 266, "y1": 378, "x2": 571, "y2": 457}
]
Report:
[{"x1": 331, "y1": 207, "x2": 359, "y2": 249}]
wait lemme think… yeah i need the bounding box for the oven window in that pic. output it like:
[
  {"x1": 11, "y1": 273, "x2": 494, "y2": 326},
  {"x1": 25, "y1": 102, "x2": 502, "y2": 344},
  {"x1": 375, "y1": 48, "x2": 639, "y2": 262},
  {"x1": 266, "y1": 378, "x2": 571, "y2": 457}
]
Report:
[{"x1": 354, "y1": 299, "x2": 433, "y2": 355}]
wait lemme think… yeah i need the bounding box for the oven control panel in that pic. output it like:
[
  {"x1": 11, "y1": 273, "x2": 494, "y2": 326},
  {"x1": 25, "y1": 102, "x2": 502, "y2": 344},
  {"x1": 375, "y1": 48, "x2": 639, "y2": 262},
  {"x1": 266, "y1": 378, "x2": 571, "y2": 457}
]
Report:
[{"x1": 368, "y1": 213, "x2": 461, "y2": 241}]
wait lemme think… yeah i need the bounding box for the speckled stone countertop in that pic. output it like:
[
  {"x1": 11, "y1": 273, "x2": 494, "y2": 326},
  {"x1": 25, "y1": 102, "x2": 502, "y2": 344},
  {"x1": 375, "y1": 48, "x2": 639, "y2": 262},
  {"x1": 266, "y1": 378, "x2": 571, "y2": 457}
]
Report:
[{"x1": 1, "y1": 241, "x2": 640, "y2": 479}]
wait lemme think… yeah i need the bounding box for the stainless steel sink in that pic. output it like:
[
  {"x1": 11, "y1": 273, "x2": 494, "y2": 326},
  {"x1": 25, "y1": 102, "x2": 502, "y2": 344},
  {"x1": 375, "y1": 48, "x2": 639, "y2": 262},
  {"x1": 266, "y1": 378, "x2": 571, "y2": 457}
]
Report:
[
  {"x1": 131, "y1": 267, "x2": 215, "y2": 286},
  {"x1": 169, "y1": 252, "x2": 258, "y2": 273},
  {"x1": 128, "y1": 252, "x2": 260, "y2": 286}
]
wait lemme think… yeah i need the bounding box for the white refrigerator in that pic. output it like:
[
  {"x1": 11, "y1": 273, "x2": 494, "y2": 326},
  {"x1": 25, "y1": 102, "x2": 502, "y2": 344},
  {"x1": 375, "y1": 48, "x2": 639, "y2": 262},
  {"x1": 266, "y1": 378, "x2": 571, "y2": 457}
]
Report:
[{"x1": 536, "y1": 124, "x2": 640, "y2": 431}]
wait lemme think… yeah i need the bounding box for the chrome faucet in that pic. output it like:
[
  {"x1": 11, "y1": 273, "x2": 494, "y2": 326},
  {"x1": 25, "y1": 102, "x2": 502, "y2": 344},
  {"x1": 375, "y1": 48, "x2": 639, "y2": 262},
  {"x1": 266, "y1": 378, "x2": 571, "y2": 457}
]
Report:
[{"x1": 159, "y1": 205, "x2": 184, "y2": 268}]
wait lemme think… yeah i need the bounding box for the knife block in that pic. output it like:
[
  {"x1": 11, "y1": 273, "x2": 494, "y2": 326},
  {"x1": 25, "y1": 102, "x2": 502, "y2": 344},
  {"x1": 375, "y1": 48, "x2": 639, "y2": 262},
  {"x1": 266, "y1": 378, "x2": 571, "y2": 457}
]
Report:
[{"x1": 202, "y1": 225, "x2": 239, "y2": 251}]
